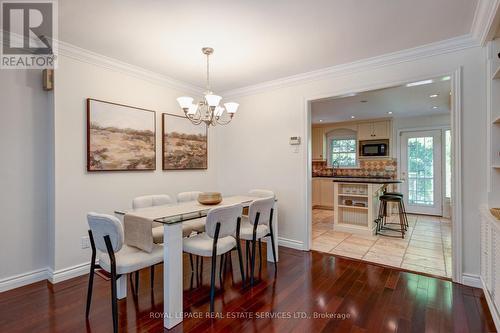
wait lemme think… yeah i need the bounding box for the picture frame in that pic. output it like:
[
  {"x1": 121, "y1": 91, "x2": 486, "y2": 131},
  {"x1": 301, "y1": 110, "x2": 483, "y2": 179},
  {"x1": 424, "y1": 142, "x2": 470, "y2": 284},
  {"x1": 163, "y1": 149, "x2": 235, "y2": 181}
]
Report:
[
  {"x1": 162, "y1": 113, "x2": 208, "y2": 170},
  {"x1": 87, "y1": 98, "x2": 156, "y2": 171}
]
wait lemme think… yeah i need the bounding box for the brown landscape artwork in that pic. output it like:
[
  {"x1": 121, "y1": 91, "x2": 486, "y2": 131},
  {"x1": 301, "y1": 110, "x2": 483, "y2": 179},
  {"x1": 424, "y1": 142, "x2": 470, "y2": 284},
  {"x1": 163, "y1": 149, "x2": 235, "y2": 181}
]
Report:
[
  {"x1": 162, "y1": 113, "x2": 207, "y2": 170},
  {"x1": 87, "y1": 99, "x2": 156, "y2": 171}
]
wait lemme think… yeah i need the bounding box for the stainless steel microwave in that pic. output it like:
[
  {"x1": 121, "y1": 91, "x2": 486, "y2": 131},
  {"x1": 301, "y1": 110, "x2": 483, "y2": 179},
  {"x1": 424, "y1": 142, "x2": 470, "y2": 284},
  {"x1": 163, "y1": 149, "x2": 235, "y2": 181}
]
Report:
[{"x1": 359, "y1": 140, "x2": 389, "y2": 157}]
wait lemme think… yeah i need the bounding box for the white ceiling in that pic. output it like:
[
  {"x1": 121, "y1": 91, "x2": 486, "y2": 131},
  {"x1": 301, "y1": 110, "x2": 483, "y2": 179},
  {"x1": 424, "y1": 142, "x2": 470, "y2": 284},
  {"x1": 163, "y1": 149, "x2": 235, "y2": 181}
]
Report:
[
  {"x1": 59, "y1": 0, "x2": 478, "y2": 92},
  {"x1": 311, "y1": 77, "x2": 451, "y2": 123}
]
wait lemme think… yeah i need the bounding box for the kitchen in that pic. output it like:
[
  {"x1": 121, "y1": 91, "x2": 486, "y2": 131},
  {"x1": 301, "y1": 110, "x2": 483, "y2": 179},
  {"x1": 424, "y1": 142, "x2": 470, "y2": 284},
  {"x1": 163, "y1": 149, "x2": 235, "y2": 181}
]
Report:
[{"x1": 310, "y1": 79, "x2": 453, "y2": 278}]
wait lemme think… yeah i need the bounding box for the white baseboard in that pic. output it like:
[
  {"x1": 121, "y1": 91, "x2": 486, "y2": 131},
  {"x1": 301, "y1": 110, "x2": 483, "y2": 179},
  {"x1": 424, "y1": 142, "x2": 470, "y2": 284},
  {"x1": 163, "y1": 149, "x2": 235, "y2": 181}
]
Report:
[
  {"x1": 48, "y1": 262, "x2": 92, "y2": 284},
  {"x1": 278, "y1": 237, "x2": 305, "y2": 250},
  {"x1": 0, "y1": 268, "x2": 49, "y2": 292},
  {"x1": 481, "y1": 277, "x2": 500, "y2": 332},
  {"x1": 462, "y1": 273, "x2": 483, "y2": 288}
]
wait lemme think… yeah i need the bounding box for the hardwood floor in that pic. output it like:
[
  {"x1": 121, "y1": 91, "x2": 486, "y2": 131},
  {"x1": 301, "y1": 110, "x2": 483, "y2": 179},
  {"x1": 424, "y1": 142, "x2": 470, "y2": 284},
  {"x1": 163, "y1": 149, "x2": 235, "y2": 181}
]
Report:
[{"x1": 0, "y1": 245, "x2": 495, "y2": 332}]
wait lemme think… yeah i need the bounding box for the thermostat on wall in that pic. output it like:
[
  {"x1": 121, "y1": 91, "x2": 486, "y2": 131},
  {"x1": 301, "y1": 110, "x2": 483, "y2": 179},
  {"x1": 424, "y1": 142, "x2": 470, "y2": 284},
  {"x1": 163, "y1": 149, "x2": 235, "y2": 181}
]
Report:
[{"x1": 290, "y1": 136, "x2": 301, "y2": 145}]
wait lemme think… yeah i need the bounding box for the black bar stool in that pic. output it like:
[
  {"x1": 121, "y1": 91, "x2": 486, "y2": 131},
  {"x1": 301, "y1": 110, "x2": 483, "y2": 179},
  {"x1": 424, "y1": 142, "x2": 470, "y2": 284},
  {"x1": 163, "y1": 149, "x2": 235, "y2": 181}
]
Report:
[
  {"x1": 376, "y1": 194, "x2": 407, "y2": 238},
  {"x1": 382, "y1": 191, "x2": 409, "y2": 229}
]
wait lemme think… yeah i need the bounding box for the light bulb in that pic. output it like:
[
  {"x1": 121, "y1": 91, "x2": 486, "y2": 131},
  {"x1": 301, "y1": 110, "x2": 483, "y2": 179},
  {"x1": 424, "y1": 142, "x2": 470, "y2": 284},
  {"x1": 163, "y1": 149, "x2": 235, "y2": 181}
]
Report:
[
  {"x1": 187, "y1": 104, "x2": 198, "y2": 115},
  {"x1": 205, "y1": 94, "x2": 222, "y2": 108},
  {"x1": 177, "y1": 96, "x2": 193, "y2": 109},
  {"x1": 214, "y1": 106, "x2": 224, "y2": 117},
  {"x1": 224, "y1": 102, "x2": 239, "y2": 114}
]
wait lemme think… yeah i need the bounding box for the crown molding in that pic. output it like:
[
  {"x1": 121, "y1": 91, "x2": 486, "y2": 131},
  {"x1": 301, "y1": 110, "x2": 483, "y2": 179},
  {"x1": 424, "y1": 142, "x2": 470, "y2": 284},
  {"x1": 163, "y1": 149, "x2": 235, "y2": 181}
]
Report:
[
  {"x1": 222, "y1": 34, "x2": 478, "y2": 98},
  {"x1": 471, "y1": 0, "x2": 500, "y2": 46},
  {"x1": 58, "y1": 41, "x2": 203, "y2": 94}
]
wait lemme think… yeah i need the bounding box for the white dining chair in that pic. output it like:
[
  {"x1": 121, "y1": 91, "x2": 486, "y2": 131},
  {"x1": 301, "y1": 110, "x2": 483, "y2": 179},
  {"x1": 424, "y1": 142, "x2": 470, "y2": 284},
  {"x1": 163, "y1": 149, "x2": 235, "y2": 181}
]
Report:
[
  {"x1": 248, "y1": 189, "x2": 275, "y2": 198},
  {"x1": 177, "y1": 191, "x2": 203, "y2": 203},
  {"x1": 132, "y1": 194, "x2": 197, "y2": 242},
  {"x1": 176, "y1": 191, "x2": 206, "y2": 234},
  {"x1": 182, "y1": 203, "x2": 245, "y2": 312},
  {"x1": 132, "y1": 194, "x2": 173, "y2": 209},
  {"x1": 239, "y1": 196, "x2": 277, "y2": 286},
  {"x1": 85, "y1": 213, "x2": 163, "y2": 333}
]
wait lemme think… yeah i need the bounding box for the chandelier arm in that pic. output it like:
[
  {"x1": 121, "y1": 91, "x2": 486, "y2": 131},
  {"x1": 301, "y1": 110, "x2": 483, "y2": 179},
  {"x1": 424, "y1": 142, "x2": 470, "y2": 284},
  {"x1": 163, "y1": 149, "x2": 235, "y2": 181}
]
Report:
[
  {"x1": 185, "y1": 110, "x2": 203, "y2": 125},
  {"x1": 187, "y1": 116, "x2": 204, "y2": 126},
  {"x1": 215, "y1": 116, "x2": 233, "y2": 126}
]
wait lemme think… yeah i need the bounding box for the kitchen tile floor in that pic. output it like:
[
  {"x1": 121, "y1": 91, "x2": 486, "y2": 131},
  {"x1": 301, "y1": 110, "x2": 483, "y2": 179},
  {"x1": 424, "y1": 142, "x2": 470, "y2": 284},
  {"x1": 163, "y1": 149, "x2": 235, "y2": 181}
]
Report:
[{"x1": 311, "y1": 208, "x2": 452, "y2": 278}]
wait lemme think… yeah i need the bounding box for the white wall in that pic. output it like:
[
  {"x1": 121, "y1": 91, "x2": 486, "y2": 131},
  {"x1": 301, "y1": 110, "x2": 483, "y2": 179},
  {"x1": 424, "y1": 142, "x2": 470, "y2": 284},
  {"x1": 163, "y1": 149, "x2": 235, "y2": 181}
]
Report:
[
  {"x1": 217, "y1": 46, "x2": 487, "y2": 277},
  {"x1": 0, "y1": 70, "x2": 50, "y2": 280},
  {"x1": 51, "y1": 55, "x2": 218, "y2": 272}
]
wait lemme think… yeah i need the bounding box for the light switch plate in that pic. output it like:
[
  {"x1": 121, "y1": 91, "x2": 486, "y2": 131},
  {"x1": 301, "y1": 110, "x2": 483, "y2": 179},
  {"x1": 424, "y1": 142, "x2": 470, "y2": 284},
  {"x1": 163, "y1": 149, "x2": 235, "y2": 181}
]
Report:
[{"x1": 81, "y1": 236, "x2": 90, "y2": 249}]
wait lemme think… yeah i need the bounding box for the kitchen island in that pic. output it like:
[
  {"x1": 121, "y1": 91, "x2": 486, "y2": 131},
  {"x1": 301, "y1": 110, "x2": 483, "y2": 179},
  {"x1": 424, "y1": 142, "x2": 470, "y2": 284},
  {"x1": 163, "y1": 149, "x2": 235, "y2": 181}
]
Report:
[{"x1": 324, "y1": 177, "x2": 402, "y2": 236}]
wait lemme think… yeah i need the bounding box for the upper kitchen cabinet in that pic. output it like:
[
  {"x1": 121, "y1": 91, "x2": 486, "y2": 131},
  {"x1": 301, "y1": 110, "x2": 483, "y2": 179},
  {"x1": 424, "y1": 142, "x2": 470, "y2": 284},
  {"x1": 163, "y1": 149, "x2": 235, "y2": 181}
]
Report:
[
  {"x1": 357, "y1": 120, "x2": 391, "y2": 140},
  {"x1": 312, "y1": 127, "x2": 325, "y2": 160}
]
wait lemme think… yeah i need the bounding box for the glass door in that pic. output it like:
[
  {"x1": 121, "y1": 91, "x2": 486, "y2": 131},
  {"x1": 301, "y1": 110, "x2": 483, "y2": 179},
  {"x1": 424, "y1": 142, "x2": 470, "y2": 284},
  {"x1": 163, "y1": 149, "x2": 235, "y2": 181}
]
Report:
[{"x1": 400, "y1": 130, "x2": 442, "y2": 215}]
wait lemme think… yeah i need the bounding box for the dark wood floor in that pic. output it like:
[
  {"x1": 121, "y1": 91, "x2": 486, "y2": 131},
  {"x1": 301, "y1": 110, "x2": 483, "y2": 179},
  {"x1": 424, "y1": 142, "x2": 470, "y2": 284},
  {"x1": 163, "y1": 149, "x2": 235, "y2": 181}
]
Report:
[{"x1": 0, "y1": 245, "x2": 496, "y2": 333}]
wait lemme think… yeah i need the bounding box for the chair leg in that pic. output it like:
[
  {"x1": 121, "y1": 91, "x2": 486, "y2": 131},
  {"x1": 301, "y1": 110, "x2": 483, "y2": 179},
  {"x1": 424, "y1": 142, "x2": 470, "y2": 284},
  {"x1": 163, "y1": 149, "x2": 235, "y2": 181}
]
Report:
[
  {"x1": 258, "y1": 238, "x2": 262, "y2": 276},
  {"x1": 269, "y1": 223, "x2": 278, "y2": 271},
  {"x1": 85, "y1": 260, "x2": 95, "y2": 318},
  {"x1": 134, "y1": 271, "x2": 139, "y2": 294},
  {"x1": 189, "y1": 254, "x2": 194, "y2": 272},
  {"x1": 219, "y1": 254, "x2": 225, "y2": 288},
  {"x1": 210, "y1": 254, "x2": 217, "y2": 313},
  {"x1": 245, "y1": 240, "x2": 250, "y2": 278},
  {"x1": 199, "y1": 257, "x2": 204, "y2": 284},
  {"x1": 110, "y1": 270, "x2": 118, "y2": 333},
  {"x1": 398, "y1": 202, "x2": 405, "y2": 239},
  {"x1": 236, "y1": 241, "x2": 245, "y2": 287},
  {"x1": 250, "y1": 236, "x2": 257, "y2": 286},
  {"x1": 150, "y1": 266, "x2": 154, "y2": 289}
]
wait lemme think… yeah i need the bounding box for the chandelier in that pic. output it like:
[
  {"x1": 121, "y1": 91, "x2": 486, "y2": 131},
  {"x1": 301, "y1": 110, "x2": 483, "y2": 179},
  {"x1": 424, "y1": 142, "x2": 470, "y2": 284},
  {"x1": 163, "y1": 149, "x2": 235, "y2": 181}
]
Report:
[{"x1": 176, "y1": 47, "x2": 238, "y2": 126}]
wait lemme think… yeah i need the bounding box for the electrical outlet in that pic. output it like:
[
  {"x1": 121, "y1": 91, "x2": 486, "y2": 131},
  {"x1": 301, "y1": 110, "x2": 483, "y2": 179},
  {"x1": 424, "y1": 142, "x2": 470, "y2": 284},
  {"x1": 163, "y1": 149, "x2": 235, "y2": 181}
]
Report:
[{"x1": 81, "y1": 236, "x2": 90, "y2": 249}]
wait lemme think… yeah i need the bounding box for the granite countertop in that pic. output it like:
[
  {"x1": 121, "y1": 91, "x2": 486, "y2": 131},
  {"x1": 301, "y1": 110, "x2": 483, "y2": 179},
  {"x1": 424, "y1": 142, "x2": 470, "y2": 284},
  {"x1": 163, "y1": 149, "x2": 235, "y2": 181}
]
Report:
[{"x1": 313, "y1": 176, "x2": 403, "y2": 184}]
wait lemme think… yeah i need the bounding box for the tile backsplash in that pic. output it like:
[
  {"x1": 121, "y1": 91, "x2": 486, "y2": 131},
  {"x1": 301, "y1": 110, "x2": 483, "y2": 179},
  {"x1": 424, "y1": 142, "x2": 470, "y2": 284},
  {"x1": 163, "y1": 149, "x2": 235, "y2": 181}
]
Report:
[{"x1": 312, "y1": 158, "x2": 398, "y2": 178}]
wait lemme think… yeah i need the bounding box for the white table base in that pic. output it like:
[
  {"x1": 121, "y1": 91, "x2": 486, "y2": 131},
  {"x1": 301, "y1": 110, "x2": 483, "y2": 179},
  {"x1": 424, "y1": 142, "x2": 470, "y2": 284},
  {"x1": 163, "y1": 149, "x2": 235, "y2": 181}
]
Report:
[{"x1": 163, "y1": 222, "x2": 183, "y2": 329}]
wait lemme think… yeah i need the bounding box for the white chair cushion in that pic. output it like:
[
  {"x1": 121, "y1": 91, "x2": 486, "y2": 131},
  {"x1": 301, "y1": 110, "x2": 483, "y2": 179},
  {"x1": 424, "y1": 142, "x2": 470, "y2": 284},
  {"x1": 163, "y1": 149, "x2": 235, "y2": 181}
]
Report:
[
  {"x1": 151, "y1": 218, "x2": 207, "y2": 243},
  {"x1": 98, "y1": 244, "x2": 163, "y2": 275},
  {"x1": 184, "y1": 218, "x2": 206, "y2": 233},
  {"x1": 239, "y1": 216, "x2": 269, "y2": 240},
  {"x1": 183, "y1": 233, "x2": 236, "y2": 257}
]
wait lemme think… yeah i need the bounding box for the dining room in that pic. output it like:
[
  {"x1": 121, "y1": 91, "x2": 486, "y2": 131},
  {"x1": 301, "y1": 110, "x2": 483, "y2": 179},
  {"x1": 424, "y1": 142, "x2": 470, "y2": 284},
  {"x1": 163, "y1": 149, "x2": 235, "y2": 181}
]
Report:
[{"x1": 2, "y1": 1, "x2": 500, "y2": 332}]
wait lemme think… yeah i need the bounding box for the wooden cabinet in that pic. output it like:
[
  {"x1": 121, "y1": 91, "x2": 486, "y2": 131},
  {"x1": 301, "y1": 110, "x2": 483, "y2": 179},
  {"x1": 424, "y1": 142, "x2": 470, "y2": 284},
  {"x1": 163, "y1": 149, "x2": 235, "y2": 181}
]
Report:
[
  {"x1": 312, "y1": 178, "x2": 334, "y2": 209},
  {"x1": 312, "y1": 178, "x2": 321, "y2": 206},
  {"x1": 312, "y1": 127, "x2": 325, "y2": 160},
  {"x1": 320, "y1": 179, "x2": 334, "y2": 207},
  {"x1": 480, "y1": 207, "x2": 500, "y2": 323},
  {"x1": 357, "y1": 120, "x2": 390, "y2": 140}
]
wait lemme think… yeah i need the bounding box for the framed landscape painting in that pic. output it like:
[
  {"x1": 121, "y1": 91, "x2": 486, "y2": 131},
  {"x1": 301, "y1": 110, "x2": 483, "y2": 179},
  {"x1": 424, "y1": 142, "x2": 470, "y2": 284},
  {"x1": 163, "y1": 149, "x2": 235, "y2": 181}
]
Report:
[
  {"x1": 87, "y1": 99, "x2": 156, "y2": 171},
  {"x1": 162, "y1": 113, "x2": 208, "y2": 170}
]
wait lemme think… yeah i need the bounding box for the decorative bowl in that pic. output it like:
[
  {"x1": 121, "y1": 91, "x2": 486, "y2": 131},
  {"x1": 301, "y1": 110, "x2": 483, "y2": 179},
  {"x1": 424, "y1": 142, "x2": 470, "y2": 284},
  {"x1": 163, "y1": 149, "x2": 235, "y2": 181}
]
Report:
[
  {"x1": 491, "y1": 208, "x2": 500, "y2": 221},
  {"x1": 197, "y1": 192, "x2": 222, "y2": 205}
]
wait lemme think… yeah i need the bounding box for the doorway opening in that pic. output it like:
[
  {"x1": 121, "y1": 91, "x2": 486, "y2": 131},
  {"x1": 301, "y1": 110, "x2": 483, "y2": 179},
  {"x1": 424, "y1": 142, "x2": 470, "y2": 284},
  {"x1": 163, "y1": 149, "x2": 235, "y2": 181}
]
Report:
[{"x1": 307, "y1": 74, "x2": 458, "y2": 280}]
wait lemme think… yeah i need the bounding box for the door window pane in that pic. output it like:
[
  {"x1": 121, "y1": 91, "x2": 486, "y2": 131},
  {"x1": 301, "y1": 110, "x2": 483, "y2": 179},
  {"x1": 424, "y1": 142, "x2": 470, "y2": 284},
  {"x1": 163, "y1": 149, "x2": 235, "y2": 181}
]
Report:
[{"x1": 407, "y1": 137, "x2": 434, "y2": 206}]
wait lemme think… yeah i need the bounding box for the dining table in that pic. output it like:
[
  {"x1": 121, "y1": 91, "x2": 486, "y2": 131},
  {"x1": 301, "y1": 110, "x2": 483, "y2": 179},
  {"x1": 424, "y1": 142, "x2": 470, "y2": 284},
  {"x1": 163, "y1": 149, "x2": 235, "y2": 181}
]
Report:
[{"x1": 114, "y1": 195, "x2": 279, "y2": 329}]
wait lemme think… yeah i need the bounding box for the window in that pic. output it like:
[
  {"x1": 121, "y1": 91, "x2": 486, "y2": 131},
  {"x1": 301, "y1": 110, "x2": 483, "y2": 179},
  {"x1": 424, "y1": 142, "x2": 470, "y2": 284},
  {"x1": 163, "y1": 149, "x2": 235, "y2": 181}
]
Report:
[
  {"x1": 331, "y1": 138, "x2": 357, "y2": 167},
  {"x1": 326, "y1": 129, "x2": 357, "y2": 168},
  {"x1": 445, "y1": 129, "x2": 451, "y2": 198}
]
